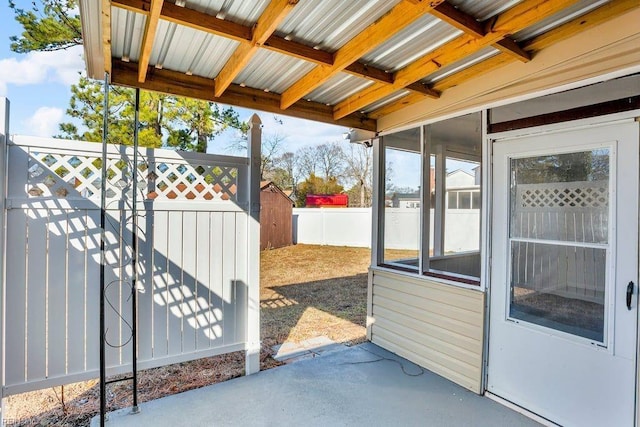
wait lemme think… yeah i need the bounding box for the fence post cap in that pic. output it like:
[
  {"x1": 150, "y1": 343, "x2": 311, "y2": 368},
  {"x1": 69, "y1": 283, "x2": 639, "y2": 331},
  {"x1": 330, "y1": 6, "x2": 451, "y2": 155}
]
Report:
[{"x1": 249, "y1": 114, "x2": 262, "y2": 127}]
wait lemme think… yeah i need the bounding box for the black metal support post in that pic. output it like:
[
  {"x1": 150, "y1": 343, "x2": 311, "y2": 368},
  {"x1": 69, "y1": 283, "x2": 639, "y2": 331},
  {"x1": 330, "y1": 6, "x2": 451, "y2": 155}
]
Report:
[
  {"x1": 99, "y1": 72, "x2": 110, "y2": 427},
  {"x1": 130, "y1": 88, "x2": 140, "y2": 414}
]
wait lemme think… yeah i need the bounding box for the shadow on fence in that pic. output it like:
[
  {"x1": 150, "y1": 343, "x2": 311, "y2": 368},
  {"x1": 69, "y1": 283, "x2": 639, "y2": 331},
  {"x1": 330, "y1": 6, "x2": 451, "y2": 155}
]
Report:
[{"x1": 5, "y1": 140, "x2": 255, "y2": 395}]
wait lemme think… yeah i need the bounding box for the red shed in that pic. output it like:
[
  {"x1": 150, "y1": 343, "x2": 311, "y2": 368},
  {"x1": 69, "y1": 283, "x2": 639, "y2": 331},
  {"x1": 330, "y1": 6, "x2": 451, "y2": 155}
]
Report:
[
  {"x1": 305, "y1": 194, "x2": 349, "y2": 208},
  {"x1": 260, "y1": 181, "x2": 294, "y2": 250}
]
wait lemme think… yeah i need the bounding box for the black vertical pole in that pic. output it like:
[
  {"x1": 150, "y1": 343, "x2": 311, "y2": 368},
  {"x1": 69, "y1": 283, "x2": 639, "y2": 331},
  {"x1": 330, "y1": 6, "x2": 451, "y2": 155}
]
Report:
[
  {"x1": 100, "y1": 72, "x2": 110, "y2": 426},
  {"x1": 131, "y1": 88, "x2": 140, "y2": 414}
]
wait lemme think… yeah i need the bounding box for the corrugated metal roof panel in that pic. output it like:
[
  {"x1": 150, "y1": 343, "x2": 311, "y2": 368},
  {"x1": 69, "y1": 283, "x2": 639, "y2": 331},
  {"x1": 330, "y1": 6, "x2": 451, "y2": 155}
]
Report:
[
  {"x1": 150, "y1": 20, "x2": 177, "y2": 69},
  {"x1": 513, "y1": 0, "x2": 609, "y2": 42},
  {"x1": 182, "y1": 0, "x2": 270, "y2": 26},
  {"x1": 151, "y1": 24, "x2": 239, "y2": 77},
  {"x1": 448, "y1": 0, "x2": 523, "y2": 21},
  {"x1": 307, "y1": 73, "x2": 375, "y2": 106},
  {"x1": 362, "y1": 90, "x2": 412, "y2": 113},
  {"x1": 361, "y1": 15, "x2": 461, "y2": 73},
  {"x1": 111, "y1": 7, "x2": 146, "y2": 62},
  {"x1": 274, "y1": 0, "x2": 400, "y2": 53},
  {"x1": 421, "y1": 47, "x2": 500, "y2": 85},
  {"x1": 188, "y1": 35, "x2": 240, "y2": 79},
  {"x1": 236, "y1": 50, "x2": 316, "y2": 94}
]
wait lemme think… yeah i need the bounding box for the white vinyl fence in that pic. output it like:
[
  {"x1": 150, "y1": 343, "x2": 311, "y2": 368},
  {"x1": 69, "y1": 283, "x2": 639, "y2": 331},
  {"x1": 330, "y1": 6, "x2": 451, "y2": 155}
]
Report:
[
  {"x1": 1, "y1": 109, "x2": 261, "y2": 396},
  {"x1": 511, "y1": 181, "x2": 608, "y2": 303},
  {"x1": 293, "y1": 208, "x2": 480, "y2": 251},
  {"x1": 293, "y1": 208, "x2": 372, "y2": 247}
]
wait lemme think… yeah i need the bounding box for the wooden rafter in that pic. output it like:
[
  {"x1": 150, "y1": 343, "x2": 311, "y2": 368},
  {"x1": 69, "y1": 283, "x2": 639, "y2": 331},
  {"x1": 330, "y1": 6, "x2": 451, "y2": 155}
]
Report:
[
  {"x1": 162, "y1": 1, "x2": 251, "y2": 42},
  {"x1": 369, "y1": 55, "x2": 513, "y2": 119},
  {"x1": 279, "y1": 0, "x2": 445, "y2": 110},
  {"x1": 430, "y1": 2, "x2": 531, "y2": 62},
  {"x1": 111, "y1": 0, "x2": 429, "y2": 95},
  {"x1": 332, "y1": 0, "x2": 580, "y2": 120},
  {"x1": 430, "y1": 2, "x2": 485, "y2": 38},
  {"x1": 369, "y1": 0, "x2": 640, "y2": 119},
  {"x1": 262, "y1": 36, "x2": 332, "y2": 65},
  {"x1": 115, "y1": 0, "x2": 252, "y2": 42},
  {"x1": 214, "y1": 0, "x2": 299, "y2": 97},
  {"x1": 494, "y1": 38, "x2": 531, "y2": 62},
  {"x1": 137, "y1": 0, "x2": 163, "y2": 83},
  {"x1": 406, "y1": 83, "x2": 440, "y2": 98},
  {"x1": 111, "y1": 59, "x2": 376, "y2": 131},
  {"x1": 523, "y1": 0, "x2": 640, "y2": 53},
  {"x1": 102, "y1": 0, "x2": 112, "y2": 74}
]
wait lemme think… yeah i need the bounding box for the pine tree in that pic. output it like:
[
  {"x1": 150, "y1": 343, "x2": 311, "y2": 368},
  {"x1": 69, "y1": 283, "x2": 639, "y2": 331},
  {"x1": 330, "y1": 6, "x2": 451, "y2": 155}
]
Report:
[{"x1": 10, "y1": 0, "x2": 246, "y2": 151}]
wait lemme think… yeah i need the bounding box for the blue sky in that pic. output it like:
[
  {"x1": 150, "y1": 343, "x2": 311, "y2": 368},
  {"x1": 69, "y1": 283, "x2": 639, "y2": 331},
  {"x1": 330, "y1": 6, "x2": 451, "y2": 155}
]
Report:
[
  {"x1": 0, "y1": 2, "x2": 349, "y2": 153},
  {"x1": 0, "y1": 1, "x2": 86, "y2": 137}
]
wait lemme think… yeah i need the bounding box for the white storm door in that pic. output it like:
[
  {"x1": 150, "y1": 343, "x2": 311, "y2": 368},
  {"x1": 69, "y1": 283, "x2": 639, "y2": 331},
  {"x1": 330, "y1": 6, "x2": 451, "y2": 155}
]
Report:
[{"x1": 488, "y1": 121, "x2": 639, "y2": 427}]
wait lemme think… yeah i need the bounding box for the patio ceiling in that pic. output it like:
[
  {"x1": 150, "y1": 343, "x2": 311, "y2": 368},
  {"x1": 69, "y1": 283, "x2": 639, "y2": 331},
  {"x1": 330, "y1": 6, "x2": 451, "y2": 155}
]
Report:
[{"x1": 79, "y1": 0, "x2": 639, "y2": 131}]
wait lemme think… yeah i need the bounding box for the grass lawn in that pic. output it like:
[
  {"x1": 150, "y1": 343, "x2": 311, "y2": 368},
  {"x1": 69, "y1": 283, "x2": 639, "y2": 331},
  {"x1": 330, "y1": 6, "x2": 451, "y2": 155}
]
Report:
[
  {"x1": 260, "y1": 244, "x2": 370, "y2": 348},
  {"x1": 5, "y1": 244, "x2": 370, "y2": 426}
]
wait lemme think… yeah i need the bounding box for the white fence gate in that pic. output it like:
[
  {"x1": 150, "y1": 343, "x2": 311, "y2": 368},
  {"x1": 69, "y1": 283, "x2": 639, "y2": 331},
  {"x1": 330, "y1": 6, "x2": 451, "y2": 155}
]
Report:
[{"x1": 0, "y1": 103, "x2": 261, "y2": 397}]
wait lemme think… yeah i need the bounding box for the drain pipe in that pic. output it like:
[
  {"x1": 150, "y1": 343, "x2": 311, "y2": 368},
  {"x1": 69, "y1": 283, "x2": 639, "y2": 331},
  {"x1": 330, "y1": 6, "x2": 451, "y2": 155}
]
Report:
[{"x1": 99, "y1": 71, "x2": 110, "y2": 427}]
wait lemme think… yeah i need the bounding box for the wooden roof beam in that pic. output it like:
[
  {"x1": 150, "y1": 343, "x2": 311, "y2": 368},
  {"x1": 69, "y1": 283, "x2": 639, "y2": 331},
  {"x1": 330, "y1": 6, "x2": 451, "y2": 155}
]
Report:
[
  {"x1": 214, "y1": 0, "x2": 299, "y2": 97},
  {"x1": 111, "y1": 58, "x2": 376, "y2": 131},
  {"x1": 262, "y1": 36, "x2": 333, "y2": 65},
  {"x1": 102, "y1": 0, "x2": 112, "y2": 74},
  {"x1": 332, "y1": 0, "x2": 580, "y2": 119},
  {"x1": 112, "y1": 0, "x2": 253, "y2": 41},
  {"x1": 369, "y1": 0, "x2": 640, "y2": 119},
  {"x1": 430, "y1": 2, "x2": 485, "y2": 38},
  {"x1": 279, "y1": 0, "x2": 445, "y2": 110},
  {"x1": 406, "y1": 82, "x2": 440, "y2": 98},
  {"x1": 494, "y1": 38, "x2": 531, "y2": 62},
  {"x1": 523, "y1": 0, "x2": 640, "y2": 53},
  {"x1": 430, "y1": 2, "x2": 530, "y2": 62},
  {"x1": 369, "y1": 54, "x2": 512, "y2": 119},
  {"x1": 137, "y1": 0, "x2": 163, "y2": 83}
]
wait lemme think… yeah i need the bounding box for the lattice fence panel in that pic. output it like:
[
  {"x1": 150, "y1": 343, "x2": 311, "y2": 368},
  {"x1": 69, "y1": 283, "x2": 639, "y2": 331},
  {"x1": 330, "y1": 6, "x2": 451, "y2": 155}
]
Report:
[
  {"x1": 149, "y1": 162, "x2": 237, "y2": 201},
  {"x1": 516, "y1": 181, "x2": 608, "y2": 211},
  {"x1": 25, "y1": 149, "x2": 238, "y2": 202}
]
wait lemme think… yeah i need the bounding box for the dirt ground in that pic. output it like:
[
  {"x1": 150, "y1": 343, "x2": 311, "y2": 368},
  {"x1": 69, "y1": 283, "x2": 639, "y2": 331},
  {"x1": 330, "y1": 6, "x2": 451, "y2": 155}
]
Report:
[{"x1": 4, "y1": 244, "x2": 370, "y2": 426}]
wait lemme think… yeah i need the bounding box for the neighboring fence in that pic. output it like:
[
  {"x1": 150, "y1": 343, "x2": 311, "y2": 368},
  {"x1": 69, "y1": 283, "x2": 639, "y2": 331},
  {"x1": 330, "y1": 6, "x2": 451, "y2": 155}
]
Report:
[
  {"x1": 293, "y1": 208, "x2": 480, "y2": 251},
  {"x1": 293, "y1": 208, "x2": 372, "y2": 247},
  {"x1": 2, "y1": 116, "x2": 261, "y2": 396}
]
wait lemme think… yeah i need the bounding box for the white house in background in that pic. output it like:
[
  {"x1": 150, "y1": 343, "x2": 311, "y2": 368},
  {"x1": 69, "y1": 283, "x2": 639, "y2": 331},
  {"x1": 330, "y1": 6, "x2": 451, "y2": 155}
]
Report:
[
  {"x1": 390, "y1": 192, "x2": 420, "y2": 208},
  {"x1": 446, "y1": 170, "x2": 480, "y2": 209},
  {"x1": 390, "y1": 169, "x2": 480, "y2": 209}
]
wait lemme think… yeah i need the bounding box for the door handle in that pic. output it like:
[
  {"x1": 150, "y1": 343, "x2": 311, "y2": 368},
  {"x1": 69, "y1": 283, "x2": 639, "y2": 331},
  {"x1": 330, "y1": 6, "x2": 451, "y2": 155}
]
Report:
[{"x1": 627, "y1": 281, "x2": 634, "y2": 310}]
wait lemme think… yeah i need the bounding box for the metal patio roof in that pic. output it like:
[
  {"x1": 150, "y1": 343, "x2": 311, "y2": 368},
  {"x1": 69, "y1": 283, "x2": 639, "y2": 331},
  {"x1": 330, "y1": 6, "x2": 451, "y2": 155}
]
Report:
[{"x1": 79, "y1": 0, "x2": 639, "y2": 131}]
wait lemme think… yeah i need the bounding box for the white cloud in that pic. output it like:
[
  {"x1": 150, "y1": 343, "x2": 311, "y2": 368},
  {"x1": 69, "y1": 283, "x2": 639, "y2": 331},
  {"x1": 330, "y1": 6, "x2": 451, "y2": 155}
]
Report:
[
  {"x1": 24, "y1": 106, "x2": 64, "y2": 137},
  {"x1": 0, "y1": 45, "x2": 84, "y2": 96}
]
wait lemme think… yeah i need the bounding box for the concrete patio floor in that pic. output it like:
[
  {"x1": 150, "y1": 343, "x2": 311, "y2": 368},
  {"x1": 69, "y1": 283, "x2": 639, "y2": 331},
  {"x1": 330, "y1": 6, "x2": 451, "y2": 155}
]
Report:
[{"x1": 93, "y1": 343, "x2": 541, "y2": 427}]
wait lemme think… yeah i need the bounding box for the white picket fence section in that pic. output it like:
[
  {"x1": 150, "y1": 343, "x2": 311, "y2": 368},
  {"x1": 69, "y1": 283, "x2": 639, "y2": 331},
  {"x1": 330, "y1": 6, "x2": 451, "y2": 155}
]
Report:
[
  {"x1": 293, "y1": 208, "x2": 480, "y2": 251},
  {"x1": 2, "y1": 119, "x2": 261, "y2": 396}
]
